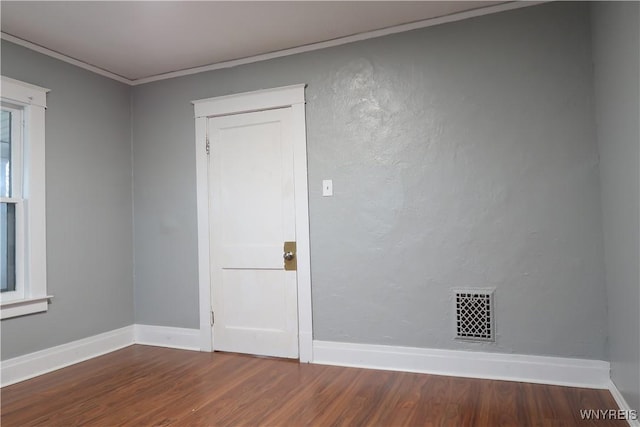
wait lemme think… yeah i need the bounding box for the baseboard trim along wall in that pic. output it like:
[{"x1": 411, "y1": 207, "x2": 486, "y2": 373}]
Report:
[
  {"x1": 1, "y1": 328, "x2": 613, "y2": 392},
  {"x1": 0, "y1": 324, "x2": 202, "y2": 387},
  {"x1": 0, "y1": 326, "x2": 135, "y2": 387},
  {"x1": 312, "y1": 340, "x2": 611, "y2": 390},
  {"x1": 608, "y1": 380, "x2": 640, "y2": 427},
  {"x1": 133, "y1": 324, "x2": 201, "y2": 351}
]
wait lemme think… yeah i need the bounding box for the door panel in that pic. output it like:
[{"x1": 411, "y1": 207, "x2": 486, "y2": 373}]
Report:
[{"x1": 208, "y1": 107, "x2": 298, "y2": 359}]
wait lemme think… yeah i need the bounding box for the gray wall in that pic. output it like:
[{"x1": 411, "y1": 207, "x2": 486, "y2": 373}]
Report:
[
  {"x1": 133, "y1": 2, "x2": 608, "y2": 360},
  {"x1": 591, "y1": 2, "x2": 640, "y2": 409},
  {"x1": 1, "y1": 40, "x2": 134, "y2": 360}
]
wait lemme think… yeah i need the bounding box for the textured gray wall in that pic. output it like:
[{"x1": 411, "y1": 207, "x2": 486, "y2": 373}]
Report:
[
  {"x1": 591, "y1": 2, "x2": 640, "y2": 409},
  {"x1": 133, "y1": 2, "x2": 608, "y2": 359},
  {"x1": 1, "y1": 40, "x2": 134, "y2": 360}
]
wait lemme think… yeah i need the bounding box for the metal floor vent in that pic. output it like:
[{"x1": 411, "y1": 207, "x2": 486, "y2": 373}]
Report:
[{"x1": 454, "y1": 289, "x2": 495, "y2": 342}]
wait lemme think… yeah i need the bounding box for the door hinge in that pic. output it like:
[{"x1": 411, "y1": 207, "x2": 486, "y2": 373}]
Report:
[
  {"x1": 210, "y1": 310, "x2": 215, "y2": 325},
  {"x1": 206, "y1": 135, "x2": 210, "y2": 155}
]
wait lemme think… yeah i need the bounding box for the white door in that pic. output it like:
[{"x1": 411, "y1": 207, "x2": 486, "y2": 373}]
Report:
[{"x1": 208, "y1": 107, "x2": 298, "y2": 359}]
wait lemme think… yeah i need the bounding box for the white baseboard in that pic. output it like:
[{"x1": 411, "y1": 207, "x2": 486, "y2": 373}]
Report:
[
  {"x1": 134, "y1": 324, "x2": 200, "y2": 351},
  {"x1": 1, "y1": 329, "x2": 614, "y2": 393},
  {"x1": 1, "y1": 324, "x2": 202, "y2": 387},
  {"x1": 312, "y1": 340, "x2": 611, "y2": 389},
  {"x1": 608, "y1": 380, "x2": 640, "y2": 427},
  {"x1": 1, "y1": 325, "x2": 134, "y2": 387}
]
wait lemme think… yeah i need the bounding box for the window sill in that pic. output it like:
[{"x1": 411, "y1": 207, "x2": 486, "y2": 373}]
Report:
[{"x1": 1, "y1": 296, "x2": 53, "y2": 320}]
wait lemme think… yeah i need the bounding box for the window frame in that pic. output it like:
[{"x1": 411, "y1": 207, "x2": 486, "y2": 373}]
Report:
[
  {"x1": 2, "y1": 104, "x2": 24, "y2": 300},
  {"x1": 0, "y1": 76, "x2": 51, "y2": 319}
]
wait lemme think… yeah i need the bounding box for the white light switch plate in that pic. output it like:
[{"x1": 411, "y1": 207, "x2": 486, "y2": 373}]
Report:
[{"x1": 322, "y1": 179, "x2": 333, "y2": 196}]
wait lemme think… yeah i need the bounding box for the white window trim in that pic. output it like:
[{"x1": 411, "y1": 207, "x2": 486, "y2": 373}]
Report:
[{"x1": 1, "y1": 76, "x2": 51, "y2": 320}]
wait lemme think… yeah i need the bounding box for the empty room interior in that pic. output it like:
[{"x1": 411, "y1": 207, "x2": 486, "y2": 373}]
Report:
[{"x1": 0, "y1": 1, "x2": 639, "y2": 425}]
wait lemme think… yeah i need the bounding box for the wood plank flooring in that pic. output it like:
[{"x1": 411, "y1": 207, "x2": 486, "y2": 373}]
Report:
[{"x1": 1, "y1": 345, "x2": 625, "y2": 426}]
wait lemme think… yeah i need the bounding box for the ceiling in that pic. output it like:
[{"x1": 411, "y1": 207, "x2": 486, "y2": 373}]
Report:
[{"x1": 1, "y1": 1, "x2": 509, "y2": 84}]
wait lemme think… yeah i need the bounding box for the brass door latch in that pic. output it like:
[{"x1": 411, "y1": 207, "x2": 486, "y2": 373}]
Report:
[{"x1": 283, "y1": 241, "x2": 296, "y2": 271}]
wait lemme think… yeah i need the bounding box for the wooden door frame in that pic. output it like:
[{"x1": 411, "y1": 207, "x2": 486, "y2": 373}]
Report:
[{"x1": 192, "y1": 85, "x2": 313, "y2": 362}]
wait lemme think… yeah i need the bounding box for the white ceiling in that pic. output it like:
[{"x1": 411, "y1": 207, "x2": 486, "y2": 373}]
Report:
[{"x1": 1, "y1": 1, "x2": 508, "y2": 83}]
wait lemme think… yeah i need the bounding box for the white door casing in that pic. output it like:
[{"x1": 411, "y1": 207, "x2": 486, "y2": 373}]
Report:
[{"x1": 193, "y1": 85, "x2": 312, "y2": 362}]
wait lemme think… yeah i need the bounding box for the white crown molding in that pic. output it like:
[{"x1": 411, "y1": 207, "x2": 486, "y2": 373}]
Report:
[
  {"x1": 312, "y1": 340, "x2": 611, "y2": 390},
  {"x1": 2, "y1": 1, "x2": 545, "y2": 87},
  {"x1": 0, "y1": 32, "x2": 133, "y2": 85},
  {"x1": 133, "y1": 1, "x2": 544, "y2": 86}
]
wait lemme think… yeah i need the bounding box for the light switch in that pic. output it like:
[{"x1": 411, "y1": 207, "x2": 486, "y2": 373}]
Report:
[{"x1": 322, "y1": 179, "x2": 333, "y2": 196}]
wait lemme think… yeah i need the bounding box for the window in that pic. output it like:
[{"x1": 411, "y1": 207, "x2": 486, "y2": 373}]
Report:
[
  {"x1": 2, "y1": 106, "x2": 21, "y2": 296},
  {"x1": 0, "y1": 76, "x2": 50, "y2": 319}
]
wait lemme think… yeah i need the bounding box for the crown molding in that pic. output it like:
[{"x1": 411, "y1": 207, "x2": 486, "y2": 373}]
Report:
[
  {"x1": 132, "y1": 1, "x2": 544, "y2": 86},
  {"x1": 2, "y1": 1, "x2": 545, "y2": 87},
  {"x1": 1, "y1": 32, "x2": 134, "y2": 85}
]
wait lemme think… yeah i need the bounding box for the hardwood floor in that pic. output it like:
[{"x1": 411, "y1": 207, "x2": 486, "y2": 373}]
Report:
[{"x1": 1, "y1": 345, "x2": 625, "y2": 426}]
